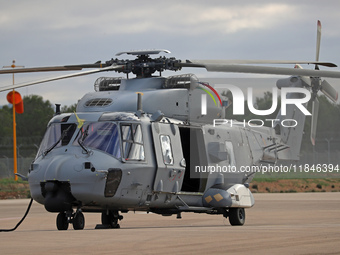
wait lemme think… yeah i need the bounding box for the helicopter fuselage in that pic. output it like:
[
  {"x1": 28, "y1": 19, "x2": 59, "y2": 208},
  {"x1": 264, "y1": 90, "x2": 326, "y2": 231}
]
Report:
[
  {"x1": 26, "y1": 73, "x2": 308, "y2": 229},
  {"x1": 29, "y1": 110, "x2": 260, "y2": 213}
]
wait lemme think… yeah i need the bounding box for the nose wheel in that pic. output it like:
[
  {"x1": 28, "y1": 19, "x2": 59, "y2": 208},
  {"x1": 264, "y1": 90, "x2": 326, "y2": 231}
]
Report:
[
  {"x1": 56, "y1": 209, "x2": 85, "y2": 230},
  {"x1": 56, "y1": 212, "x2": 69, "y2": 230},
  {"x1": 73, "y1": 211, "x2": 85, "y2": 230}
]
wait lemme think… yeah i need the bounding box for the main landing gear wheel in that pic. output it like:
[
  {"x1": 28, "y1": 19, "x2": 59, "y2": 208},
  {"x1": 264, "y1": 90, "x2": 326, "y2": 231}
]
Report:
[
  {"x1": 101, "y1": 211, "x2": 122, "y2": 228},
  {"x1": 228, "y1": 208, "x2": 245, "y2": 226},
  {"x1": 56, "y1": 212, "x2": 69, "y2": 230}
]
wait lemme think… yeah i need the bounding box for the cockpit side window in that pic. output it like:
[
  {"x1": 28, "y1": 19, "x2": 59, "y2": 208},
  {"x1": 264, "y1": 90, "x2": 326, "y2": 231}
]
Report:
[
  {"x1": 121, "y1": 124, "x2": 145, "y2": 161},
  {"x1": 61, "y1": 124, "x2": 77, "y2": 146}
]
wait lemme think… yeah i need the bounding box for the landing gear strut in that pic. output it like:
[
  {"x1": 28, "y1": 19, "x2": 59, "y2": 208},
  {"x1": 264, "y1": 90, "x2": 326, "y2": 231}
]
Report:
[
  {"x1": 56, "y1": 209, "x2": 85, "y2": 230},
  {"x1": 97, "y1": 210, "x2": 123, "y2": 229}
]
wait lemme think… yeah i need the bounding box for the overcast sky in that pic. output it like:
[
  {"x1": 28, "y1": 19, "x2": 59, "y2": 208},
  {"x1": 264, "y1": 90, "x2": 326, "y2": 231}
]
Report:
[{"x1": 1, "y1": 0, "x2": 340, "y2": 107}]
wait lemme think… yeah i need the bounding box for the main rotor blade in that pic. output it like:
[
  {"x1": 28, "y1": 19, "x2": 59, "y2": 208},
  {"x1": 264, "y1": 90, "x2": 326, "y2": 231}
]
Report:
[
  {"x1": 186, "y1": 59, "x2": 337, "y2": 67},
  {"x1": 316, "y1": 20, "x2": 322, "y2": 62},
  {"x1": 0, "y1": 63, "x2": 106, "y2": 74},
  {"x1": 311, "y1": 97, "x2": 319, "y2": 146},
  {"x1": 0, "y1": 65, "x2": 122, "y2": 92},
  {"x1": 182, "y1": 60, "x2": 340, "y2": 79}
]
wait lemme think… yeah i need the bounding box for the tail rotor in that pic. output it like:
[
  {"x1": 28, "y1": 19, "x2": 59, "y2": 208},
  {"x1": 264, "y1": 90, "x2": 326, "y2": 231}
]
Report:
[
  {"x1": 278, "y1": 21, "x2": 338, "y2": 145},
  {"x1": 310, "y1": 21, "x2": 338, "y2": 145}
]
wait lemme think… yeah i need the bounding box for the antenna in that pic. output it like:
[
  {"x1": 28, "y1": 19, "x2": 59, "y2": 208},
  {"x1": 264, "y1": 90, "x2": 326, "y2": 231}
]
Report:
[{"x1": 136, "y1": 92, "x2": 143, "y2": 112}]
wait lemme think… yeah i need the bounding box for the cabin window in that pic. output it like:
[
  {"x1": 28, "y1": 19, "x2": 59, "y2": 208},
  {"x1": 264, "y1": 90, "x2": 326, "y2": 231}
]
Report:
[
  {"x1": 160, "y1": 135, "x2": 173, "y2": 165},
  {"x1": 121, "y1": 124, "x2": 145, "y2": 161},
  {"x1": 225, "y1": 141, "x2": 236, "y2": 166}
]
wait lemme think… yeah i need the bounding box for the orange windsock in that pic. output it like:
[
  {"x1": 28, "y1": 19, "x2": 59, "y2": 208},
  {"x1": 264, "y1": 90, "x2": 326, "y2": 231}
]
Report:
[{"x1": 6, "y1": 90, "x2": 24, "y2": 114}]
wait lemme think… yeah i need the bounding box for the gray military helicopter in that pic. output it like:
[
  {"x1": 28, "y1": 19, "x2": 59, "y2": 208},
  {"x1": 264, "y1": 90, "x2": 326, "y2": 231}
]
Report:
[{"x1": 0, "y1": 21, "x2": 339, "y2": 230}]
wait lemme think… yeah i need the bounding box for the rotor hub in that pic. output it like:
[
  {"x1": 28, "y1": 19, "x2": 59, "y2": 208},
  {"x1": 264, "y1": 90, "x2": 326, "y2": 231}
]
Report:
[{"x1": 105, "y1": 50, "x2": 181, "y2": 78}]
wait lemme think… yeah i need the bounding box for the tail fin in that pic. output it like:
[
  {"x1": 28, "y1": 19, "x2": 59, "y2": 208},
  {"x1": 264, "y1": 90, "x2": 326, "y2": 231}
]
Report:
[{"x1": 274, "y1": 76, "x2": 310, "y2": 160}]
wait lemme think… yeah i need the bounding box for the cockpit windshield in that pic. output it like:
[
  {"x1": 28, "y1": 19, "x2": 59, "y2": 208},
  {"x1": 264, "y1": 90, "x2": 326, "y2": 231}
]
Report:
[
  {"x1": 37, "y1": 120, "x2": 144, "y2": 161},
  {"x1": 37, "y1": 123, "x2": 77, "y2": 158},
  {"x1": 78, "y1": 122, "x2": 121, "y2": 159}
]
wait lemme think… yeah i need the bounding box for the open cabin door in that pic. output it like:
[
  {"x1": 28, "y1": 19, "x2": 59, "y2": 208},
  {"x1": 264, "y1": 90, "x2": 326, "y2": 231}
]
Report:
[{"x1": 151, "y1": 122, "x2": 186, "y2": 193}]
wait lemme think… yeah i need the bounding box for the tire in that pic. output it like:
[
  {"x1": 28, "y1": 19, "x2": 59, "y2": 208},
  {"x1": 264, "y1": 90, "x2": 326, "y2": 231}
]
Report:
[
  {"x1": 101, "y1": 211, "x2": 120, "y2": 228},
  {"x1": 56, "y1": 212, "x2": 69, "y2": 230},
  {"x1": 73, "y1": 211, "x2": 85, "y2": 230},
  {"x1": 228, "y1": 208, "x2": 245, "y2": 226}
]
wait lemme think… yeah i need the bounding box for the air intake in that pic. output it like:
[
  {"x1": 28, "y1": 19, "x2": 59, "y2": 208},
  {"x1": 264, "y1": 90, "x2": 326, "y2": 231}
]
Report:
[
  {"x1": 94, "y1": 77, "x2": 122, "y2": 91},
  {"x1": 164, "y1": 73, "x2": 198, "y2": 89},
  {"x1": 85, "y1": 98, "x2": 113, "y2": 107}
]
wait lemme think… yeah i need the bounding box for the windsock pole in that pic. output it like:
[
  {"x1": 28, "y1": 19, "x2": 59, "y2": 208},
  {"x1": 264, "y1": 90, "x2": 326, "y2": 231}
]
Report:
[
  {"x1": 3, "y1": 61, "x2": 24, "y2": 181},
  {"x1": 12, "y1": 89, "x2": 17, "y2": 181}
]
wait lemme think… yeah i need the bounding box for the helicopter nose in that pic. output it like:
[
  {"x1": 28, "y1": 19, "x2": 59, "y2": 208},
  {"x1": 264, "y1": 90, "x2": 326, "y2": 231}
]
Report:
[
  {"x1": 32, "y1": 150, "x2": 123, "y2": 212},
  {"x1": 42, "y1": 181, "x2": 76, "y2": 212},
  {"x1": 39, "y1": 154, "x2": 81, "y2": 212}
]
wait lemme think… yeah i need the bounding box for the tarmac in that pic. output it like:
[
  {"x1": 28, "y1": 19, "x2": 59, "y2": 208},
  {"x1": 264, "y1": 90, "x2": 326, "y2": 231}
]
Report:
[{"x1": 0, "y1": 192, "x2": 340, "y2": 255}]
